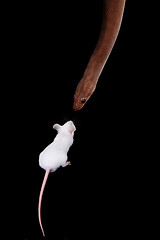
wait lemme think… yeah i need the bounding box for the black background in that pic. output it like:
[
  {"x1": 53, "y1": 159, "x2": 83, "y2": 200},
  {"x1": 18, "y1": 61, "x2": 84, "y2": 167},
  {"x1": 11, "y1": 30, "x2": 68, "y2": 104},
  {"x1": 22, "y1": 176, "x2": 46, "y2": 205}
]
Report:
[{"x1": 2, "y1": 1, "x2": 151, "y2": 239}]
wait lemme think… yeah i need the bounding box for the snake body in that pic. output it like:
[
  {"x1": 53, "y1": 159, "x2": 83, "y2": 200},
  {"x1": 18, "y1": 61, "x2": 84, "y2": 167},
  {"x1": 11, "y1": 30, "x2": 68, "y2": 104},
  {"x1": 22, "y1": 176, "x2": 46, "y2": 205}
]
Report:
[{"x1": 73, "y1": 0, "x2": 126, "y2": 111}]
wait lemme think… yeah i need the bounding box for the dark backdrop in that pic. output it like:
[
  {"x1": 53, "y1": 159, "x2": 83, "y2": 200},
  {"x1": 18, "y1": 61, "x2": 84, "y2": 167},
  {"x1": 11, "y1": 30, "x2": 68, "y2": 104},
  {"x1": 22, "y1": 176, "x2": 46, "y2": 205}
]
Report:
[{"x1": 2, "y1": 1, "x2": 149, "y2": 239}]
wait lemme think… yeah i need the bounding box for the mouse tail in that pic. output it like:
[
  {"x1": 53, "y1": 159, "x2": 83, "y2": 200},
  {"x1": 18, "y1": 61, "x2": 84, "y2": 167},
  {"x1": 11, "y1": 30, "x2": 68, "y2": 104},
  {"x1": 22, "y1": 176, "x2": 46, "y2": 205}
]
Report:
[{"x1": 38, "y1": 169, "x2": 50, "y2": 237}]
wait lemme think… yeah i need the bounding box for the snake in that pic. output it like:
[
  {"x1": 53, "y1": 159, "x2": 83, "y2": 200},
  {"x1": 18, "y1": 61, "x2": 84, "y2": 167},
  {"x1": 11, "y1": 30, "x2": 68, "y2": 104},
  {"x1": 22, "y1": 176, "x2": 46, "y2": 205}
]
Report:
[{"x1": 73, "y1": 0, "x2": 126, "y2": 111}]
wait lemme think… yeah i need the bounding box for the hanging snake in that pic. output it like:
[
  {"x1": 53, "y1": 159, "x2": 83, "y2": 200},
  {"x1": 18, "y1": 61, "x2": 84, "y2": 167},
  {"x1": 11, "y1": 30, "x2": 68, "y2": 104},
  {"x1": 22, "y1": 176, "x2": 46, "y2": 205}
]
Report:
[{"x1": 73, "y1": 0, "x2": 126, "y2": 111}]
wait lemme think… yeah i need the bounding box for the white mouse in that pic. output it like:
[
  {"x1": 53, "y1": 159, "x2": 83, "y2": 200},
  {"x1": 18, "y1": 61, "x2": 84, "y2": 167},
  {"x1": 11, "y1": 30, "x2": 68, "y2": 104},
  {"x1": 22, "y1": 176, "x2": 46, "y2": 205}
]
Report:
[{"x1": 38, "y1": 120, "x2": 76, "y2": 237}]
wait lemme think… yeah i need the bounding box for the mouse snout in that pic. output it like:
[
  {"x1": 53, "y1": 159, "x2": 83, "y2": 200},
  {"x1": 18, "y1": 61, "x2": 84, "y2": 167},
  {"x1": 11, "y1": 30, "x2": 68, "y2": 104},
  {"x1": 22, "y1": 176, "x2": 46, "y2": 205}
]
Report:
[
  {"x1": 62, "y1": 121, "x2": 76, "y2": 133},
  {"x1": 69, "y1": 121, "x2": 76, "y2": 132},
  {"x1": 71, "y1": 121, "x2": 76, "y2": 130}
]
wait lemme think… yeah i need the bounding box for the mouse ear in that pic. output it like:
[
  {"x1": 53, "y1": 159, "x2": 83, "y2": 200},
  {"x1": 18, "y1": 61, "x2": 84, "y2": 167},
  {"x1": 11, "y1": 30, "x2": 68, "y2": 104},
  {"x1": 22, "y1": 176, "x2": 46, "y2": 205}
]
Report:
[{"x1": 53, "y1": 124, "x2": 61, "y2": 131}]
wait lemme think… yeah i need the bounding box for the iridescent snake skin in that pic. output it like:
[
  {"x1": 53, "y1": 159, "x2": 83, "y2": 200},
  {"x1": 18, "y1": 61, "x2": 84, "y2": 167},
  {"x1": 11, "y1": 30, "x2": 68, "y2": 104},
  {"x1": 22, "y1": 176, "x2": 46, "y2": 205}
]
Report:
[{"x1": 73, "y1": 0, "x2": 126, "y2": 111}]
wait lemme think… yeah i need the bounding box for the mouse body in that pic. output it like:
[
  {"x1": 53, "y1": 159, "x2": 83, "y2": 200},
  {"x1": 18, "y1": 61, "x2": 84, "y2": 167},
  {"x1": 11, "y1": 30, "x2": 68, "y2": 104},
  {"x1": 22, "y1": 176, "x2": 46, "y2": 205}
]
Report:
[{"x1": 38, "y1": 120, "x2": 76, "y2": 236}]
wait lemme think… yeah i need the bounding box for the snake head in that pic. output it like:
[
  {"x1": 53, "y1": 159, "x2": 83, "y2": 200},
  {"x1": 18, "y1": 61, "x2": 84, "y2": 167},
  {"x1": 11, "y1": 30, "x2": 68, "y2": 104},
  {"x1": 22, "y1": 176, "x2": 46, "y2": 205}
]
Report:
[
  {"x1": 73, "y1": 77, "x2": 96, "y2": 111},
  {"x1": 73, "y1": 96, "x2": 87, "y2": 111}
]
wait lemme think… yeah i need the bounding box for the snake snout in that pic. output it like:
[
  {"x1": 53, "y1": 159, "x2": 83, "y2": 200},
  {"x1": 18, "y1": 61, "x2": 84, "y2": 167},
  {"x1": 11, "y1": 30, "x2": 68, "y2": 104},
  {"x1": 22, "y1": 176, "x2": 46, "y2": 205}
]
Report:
[{"x1": 73, "y1": 102, "x2": 80, "y2": 111}]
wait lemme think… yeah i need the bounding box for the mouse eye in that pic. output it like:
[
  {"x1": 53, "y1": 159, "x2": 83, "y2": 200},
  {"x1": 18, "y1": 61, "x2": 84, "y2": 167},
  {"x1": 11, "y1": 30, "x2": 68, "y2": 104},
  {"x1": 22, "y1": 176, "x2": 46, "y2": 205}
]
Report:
[{"x1": 81, "y1": 99, "x2": 86, "y2": 103}]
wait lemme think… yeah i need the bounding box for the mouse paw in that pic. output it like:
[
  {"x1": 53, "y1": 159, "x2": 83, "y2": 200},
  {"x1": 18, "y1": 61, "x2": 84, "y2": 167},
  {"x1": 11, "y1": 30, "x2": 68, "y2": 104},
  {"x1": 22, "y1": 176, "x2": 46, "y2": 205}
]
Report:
[
  {"x1": 62, "y1": 161, "x2": 71, "y2": 167},
  {"x1": 67, "y1": 161, "x2": 71, "y2": 165}
]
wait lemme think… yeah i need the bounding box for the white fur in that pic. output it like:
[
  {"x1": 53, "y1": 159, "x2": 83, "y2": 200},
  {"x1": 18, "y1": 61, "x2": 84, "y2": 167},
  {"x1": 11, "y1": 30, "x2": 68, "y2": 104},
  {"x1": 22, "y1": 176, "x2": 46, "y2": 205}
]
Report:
[{"x1": 39, "y1": 121, "x2": 76, "y2": 172}]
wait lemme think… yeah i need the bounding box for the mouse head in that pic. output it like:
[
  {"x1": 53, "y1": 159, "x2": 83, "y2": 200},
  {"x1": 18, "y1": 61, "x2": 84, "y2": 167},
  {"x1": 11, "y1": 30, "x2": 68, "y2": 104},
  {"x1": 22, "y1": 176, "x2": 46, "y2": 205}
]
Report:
[{"x1": 53, "y1": 121, "x2": 76, "y2": 135}]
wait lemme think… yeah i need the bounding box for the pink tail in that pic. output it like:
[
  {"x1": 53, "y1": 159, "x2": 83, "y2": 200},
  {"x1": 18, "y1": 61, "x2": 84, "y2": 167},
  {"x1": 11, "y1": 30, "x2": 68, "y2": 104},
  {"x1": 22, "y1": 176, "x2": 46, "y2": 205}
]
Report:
[{"x1": 38, "y1": 169, "x2": 50, "y2": 237}]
